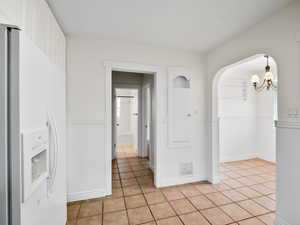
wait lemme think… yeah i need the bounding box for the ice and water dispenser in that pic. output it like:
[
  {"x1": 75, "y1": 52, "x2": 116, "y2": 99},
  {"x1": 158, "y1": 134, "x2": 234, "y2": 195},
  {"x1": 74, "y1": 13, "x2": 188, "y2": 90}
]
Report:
[{"x1": 22, "y1": 128, "x2": 49, "y2": 201}]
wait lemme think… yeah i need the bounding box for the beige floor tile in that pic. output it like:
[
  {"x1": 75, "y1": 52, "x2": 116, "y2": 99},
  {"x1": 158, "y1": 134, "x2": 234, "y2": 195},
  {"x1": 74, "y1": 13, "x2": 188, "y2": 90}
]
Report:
[
  {"x1": 247, "y1": 175, "x2": 266, "y2": 184},
  {"x1": 267, "y1": 193, "x2": 276, "y2": 201},
  {"x1": 222, "y1": 190, "x2": 248, "y2": 202},
  {"x1": 220, "y1": 203, "x2": 252, "y2": 221},
  {"x1": 178, "y1": 185, "x2": 202, "y2": 197},
  {"x1": 201, "y1": 207, "x2": 233, "y2": 225},
  {"x1": 77, "y1": 215, "x2": 102, "y2": 225},
  {"x1": 125, "y1": 194, "x2": 147, "y2": 209},
  {"x1": 162, "y1": 187, "x2": 185, "y2": 201},
  {"x1": 145, "y1": 191, "x2": 166, "y2": 205},
  {"x1": 149, "y1": 202, "x2": 176, "y2": 220},
  {"x1": 79, "y1": 200, "x2": 102, "y2": 218},
  {"x1": 188, "y1": 195, "x2": 215, "y2": 210},
  {"x1": 250, "y1": 184, "x2": 274, "y2": 195},
  {"x1": 170, "y1": 198, "x2": 197, "y2": 215},
  {"x1": 237, "y1": 200, "x2": 269, "y2": 216},
  {"x1": 222, "y1": 179, "x2": 244, "y2": 188},
  {"x1": 235, "y1": 187, "x2": 262, "y2": 199},
  {"x1": 109, "y1": 188, "x2": 123, "y2": 198},
  {"x1": 157, "y1": 217, "x2": 183, "y2": 225},
  {"x1": 258, "y1": 212, "x2": 276, "y2": 225},
  {"x1": 253, "y1": 196, "x2": 276, "y2": 211},
  {"x1": 67, "y1": 204, "x2": 80, "y2": 221},
  {"x1": 211, "y1": 183, "x2": 232, "y2": 192},
  {"x1": 205, "y1": 192, "x2": 232, "y2": 206},
  {"x1": 103, "y1": 210, "x2": 128, "y2": 225},
  {"x1": 67, "y1": 220, "x2": 77, "y2": 225},
  {"x1": 225, "y1": 171, "x2": 242, "y2": 179},
  {"x1": 141, "y1": 183, "x2": 159, "y2": 193},
  {"x1": 195, "y1": 184, "x2": 218, "y2": 194},
  {"x1": 103, "y1": 197, "x2": 125, "y2": 213},
  {"x1": 127, "y1": 206, "x2": 154, "y2": 225},
  {"x1": 140, "y1": 222, "x2": 157, "y2": 225},
  {"x1": 121, "y1": 178, "x2": 139, "y2": 187},
  {"x1": 236, "y1": 177, "x2": 257, "y2": 186},
  {"x1": 238, "y1": 217, "x2": 265, "y2": 225},
  {"x1": 120, "y1": 172, "x2": 135, "y2": 179},
  {"x1": 180, "y1": 212, "x2": 211, "y2": 225},
  {"x1": 123, "y1": 185, "x2": 142, "y2": 196}
]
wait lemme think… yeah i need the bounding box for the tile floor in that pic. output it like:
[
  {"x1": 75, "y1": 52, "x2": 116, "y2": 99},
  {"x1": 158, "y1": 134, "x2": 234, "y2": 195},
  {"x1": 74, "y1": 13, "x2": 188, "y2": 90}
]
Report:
[
  {"x1": 115, "y1": 146, "x2": 138, "y2": 158},
  {"x1": 67, "y1": 157, "x2": 276, "y2": 225}
]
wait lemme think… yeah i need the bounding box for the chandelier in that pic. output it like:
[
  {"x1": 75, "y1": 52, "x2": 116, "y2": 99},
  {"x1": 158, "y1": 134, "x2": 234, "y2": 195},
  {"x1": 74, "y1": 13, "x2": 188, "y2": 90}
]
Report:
[{"x1": 251, "y1": 55, "x2": 277, "y2": 91}]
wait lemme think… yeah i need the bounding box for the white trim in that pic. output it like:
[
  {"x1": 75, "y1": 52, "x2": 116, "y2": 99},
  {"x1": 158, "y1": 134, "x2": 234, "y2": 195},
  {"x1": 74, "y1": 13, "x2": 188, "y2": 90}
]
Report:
[
  {"x1": 141, "y1": 83, "x2": 152, "y2": 158},
  {"x1": 220, "y1": 153, "x2": 259, "y2": 163},
  {"x1": 70, "y1": 120, "x2": 105, "y2": 126},
  {"x1": 208, "y1": 176, "x2": 220, "y2": 184},
  {"x1": 275, "y1": 216, "x2": 291, "y2": 225},
  {"x1": 275, "y1": 120, "x2": 300, "y2": 129},
  {"x1": 67, "y1": 189, "x2": 107, "y2": 202},
  {"x1": 104, "y1": 61, "x2": 163, "y2": 193},
  {"x1": 157, "y1": 176, "x2": 207, "y2": 188}
]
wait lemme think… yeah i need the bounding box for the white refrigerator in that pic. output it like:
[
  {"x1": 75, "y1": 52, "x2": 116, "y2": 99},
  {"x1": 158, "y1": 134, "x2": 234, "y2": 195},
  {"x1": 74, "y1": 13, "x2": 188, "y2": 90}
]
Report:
[{"x1": 0, "y1": 23, "x2": 67, "y2": 225}]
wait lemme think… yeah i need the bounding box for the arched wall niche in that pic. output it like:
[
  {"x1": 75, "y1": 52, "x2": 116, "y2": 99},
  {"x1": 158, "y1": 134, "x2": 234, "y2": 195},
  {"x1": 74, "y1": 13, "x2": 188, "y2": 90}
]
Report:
[
  {"x1": 168, "y1": 67, "x2": 192, "y2": 148},
  {"x1": 173, "y1": 75, "x2": 190, "y2": 88}
]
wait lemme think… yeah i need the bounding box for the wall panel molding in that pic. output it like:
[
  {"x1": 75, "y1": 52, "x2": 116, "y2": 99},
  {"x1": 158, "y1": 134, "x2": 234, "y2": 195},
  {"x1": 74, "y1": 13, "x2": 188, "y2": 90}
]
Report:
[
  {"x1": 275, "y1": 120, "x2": 300, "y2": 129},
  {"x1": 167, "y1": 67, "x2": 192, "y2": 148}
]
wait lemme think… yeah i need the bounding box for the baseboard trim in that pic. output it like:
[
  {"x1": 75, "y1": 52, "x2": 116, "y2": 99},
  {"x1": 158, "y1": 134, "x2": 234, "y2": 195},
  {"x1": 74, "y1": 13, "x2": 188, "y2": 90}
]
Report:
[
  {"x1": 157, "y1": 175, "x2": 207, "y2": 188},
  {"x1": 67, "y1": 189, "x2": 107, "y2": 202},
  {"x1": 275, "y1": 216, "x2": 291, "y2": 225},
  {"x1": 220, "y1": 153, "x2": 259, "y2": 163},
  {"x1": 208, "y1": 175, "x2": 220, "y2": 184}
]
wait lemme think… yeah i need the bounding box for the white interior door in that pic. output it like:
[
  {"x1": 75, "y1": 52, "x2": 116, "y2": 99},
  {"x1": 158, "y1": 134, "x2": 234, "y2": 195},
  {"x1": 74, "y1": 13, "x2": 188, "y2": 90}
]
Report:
[{"x1": 112, "y1": 88, "x2": 117, "y2": 159}]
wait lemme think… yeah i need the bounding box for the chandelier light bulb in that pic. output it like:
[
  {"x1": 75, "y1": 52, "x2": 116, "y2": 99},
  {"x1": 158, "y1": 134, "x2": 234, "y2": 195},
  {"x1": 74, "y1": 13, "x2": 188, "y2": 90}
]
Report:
[
  {"x1": 265, "y1": 71, "x2": 273, "y2": 81},
  {"x1": 251, "y1": 74, "x2": 260, "y2": 84}
]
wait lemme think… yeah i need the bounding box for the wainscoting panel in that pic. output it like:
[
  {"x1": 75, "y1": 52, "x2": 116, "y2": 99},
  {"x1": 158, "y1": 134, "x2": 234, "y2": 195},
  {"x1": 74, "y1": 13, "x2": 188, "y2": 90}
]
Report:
[{"x1": 67, "y1": 120, "x2": 108, "y2": 202}]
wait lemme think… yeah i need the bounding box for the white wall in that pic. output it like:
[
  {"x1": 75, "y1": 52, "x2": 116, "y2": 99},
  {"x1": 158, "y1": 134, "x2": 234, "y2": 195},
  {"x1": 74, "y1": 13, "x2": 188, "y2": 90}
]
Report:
[
  {"x1": 67, "y1": 38, "x2": 207, "y2": 200},
  {"x1": 218, "y1": 68, "x2": 257, "y2": 162},
  {"x1": 0, "y1": 1, "x2": 66, "y2": 225},
  {"x1": 256, "y1": 87, "x2": 276, "y2": 162},
  {"x1": 0, "y1": 0, "x2": 66, "y2": 70},
  {"x1": 207, "y1": 2, "x2": 300, "y2": 224}
]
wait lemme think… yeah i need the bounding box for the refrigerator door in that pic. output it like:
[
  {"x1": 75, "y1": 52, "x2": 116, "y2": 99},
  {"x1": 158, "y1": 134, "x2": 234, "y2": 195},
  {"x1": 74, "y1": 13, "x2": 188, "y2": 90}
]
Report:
[{"x1": 0, "y1": 24, "x2": 21, "y2": 225}]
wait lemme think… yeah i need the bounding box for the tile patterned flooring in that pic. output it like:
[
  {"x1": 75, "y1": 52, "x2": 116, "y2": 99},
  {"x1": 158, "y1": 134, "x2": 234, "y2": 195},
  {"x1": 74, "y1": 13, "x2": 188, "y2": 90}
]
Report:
[
  {"x1": 115, "y1": 146, "x2": 138, "y2": 158},
  {"x1": 67, "y1": 157, "x2": 276, "y2": 225}
]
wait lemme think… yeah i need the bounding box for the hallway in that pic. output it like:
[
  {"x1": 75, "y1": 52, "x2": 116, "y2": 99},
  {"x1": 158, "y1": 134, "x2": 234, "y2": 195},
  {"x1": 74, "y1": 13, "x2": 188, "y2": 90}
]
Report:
[{"x1": 67, "y1": 158, "x2": 276, "y2": 225}]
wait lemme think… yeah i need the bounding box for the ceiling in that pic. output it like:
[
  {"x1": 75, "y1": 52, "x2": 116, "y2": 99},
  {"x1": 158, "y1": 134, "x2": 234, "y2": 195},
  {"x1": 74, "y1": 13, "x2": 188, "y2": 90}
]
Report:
[
  {"x1": 46, "y1": 0, "x2": 294, "y2": 53},
  {"x1": 222, "y1": 56, "x2": 277, "y2": 81}
]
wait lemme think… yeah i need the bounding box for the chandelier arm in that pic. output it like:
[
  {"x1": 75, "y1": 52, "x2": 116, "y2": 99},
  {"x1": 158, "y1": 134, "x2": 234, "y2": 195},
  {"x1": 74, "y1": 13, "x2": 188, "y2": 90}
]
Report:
[{"x1": 254, "y1": 79, "x2": 267, "y2": 91}]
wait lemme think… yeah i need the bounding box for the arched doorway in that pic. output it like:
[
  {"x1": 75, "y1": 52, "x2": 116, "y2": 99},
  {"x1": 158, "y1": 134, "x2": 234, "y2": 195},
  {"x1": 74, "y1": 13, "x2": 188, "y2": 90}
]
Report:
[{"x1": 210, "y1": 54, "x2": 278, "y2": 183}]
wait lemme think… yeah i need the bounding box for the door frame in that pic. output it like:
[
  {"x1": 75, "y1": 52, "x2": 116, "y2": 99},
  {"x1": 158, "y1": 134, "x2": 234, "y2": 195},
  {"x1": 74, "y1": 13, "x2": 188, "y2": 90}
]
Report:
[
  {"x1": 141, "y1": 83, "x2": 152, "y2": 159},
  {"x1": 112, "y1": 84, "x2": 142, "y2": 158},
  {"x1": 104, "y1": 61, "x2": 163, "y2": 195}
]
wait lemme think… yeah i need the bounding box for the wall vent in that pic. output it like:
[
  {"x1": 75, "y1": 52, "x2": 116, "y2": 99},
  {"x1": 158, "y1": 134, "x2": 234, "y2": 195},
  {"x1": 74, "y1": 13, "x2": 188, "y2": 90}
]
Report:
[{"x1": 180, "y1": 162, "x2": 193, "y2": 176}]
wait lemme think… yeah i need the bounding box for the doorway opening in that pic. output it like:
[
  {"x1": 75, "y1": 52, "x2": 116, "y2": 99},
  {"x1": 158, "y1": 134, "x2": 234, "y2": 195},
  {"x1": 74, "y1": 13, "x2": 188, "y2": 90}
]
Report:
[
  {"x1": 104, "y1": 62, "x2": 162, "y2": 196},
  {"x1": 114, "y1": 88, "x2": 139, "y2": 158},
  {"x1": 211, "y1": 54, "x2": 277, "y2": 213}
]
